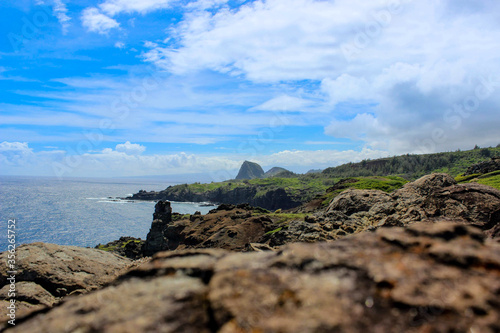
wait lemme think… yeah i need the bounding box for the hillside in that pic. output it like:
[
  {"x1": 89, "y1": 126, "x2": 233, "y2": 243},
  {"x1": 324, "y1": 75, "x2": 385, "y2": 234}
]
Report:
[
  {"x1": 322, "y1": 146, "x2": 500, "y2": 179},
  {"x1": 130, "y1": 147, "x2": 500, "y2": 210}
]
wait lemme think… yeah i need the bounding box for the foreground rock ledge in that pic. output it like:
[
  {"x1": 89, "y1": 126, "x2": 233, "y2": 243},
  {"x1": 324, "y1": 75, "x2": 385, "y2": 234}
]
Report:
[
  {"x1": 0, "y1": 243, "x2": 132, "y2": 322},
  {"x1": 6, "y1": 222, "x2": 500, "y2": 333}
]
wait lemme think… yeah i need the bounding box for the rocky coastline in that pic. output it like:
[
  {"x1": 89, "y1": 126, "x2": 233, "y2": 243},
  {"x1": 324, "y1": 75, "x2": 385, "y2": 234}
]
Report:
[{"x1": 2, "y1": 172, "x2": 500, "y2": 332}]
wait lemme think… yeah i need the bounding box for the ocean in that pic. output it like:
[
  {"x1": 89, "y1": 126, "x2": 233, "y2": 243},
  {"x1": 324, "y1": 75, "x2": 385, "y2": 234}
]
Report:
[{"x1": 0, "y1": 176, "x2": 216, "y2": 252}]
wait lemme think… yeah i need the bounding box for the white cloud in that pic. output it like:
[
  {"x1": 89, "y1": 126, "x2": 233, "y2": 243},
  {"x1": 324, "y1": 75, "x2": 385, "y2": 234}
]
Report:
[
  {"x1": 251, "y1": 95, "x2": 314, "y2": 112},
  {"x1": 0, "y1": 142, "x2": 389, "y2": 178},
  {"x1": 52, "y1": 0, "x2": 71, "y2": 33},
  {"x1": 255, "y1": 148, "x2": 388, "y2": 170},
  {"x1": 0, "y1": 142, "x2": 34, "y2": 166},
  {"x1": 186, "y1": 0, "x2": 228, "y2": 11},
  {"x1": 81, "y1": 7, "x2": 119, "y2": 34},
  {"x1": 321, "y1": 74, "x2": 374, "y2": 106},
  {"x1": 114, "y1": 141, "x2": 146, "y2": 155},
  {"x1": 36, "y1": 0, "x2": 71, "y2": 33},
  {"x1": 99, "y1": 0, "x2": 176, "y2": 16},
  {"x1": 139, "y1": 0, "x2": 500, "y2": 153},
  {"x1": 144, "y1": 0, "x2": 394, "y2": 81},
  {"x1": 114, "y1": 41, "x2": 126, "y2": 49}
]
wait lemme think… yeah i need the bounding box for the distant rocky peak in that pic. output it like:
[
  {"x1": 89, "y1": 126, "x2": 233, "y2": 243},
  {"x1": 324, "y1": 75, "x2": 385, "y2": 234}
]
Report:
[{"x1": 235, "y1": 161, "x2": 265, "y2": 180}]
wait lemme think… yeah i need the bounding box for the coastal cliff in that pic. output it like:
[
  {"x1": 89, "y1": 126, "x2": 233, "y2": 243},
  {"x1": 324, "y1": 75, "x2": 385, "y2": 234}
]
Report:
[{"x1": 131, "y1": 183, "x2": 304, "y2": 211}]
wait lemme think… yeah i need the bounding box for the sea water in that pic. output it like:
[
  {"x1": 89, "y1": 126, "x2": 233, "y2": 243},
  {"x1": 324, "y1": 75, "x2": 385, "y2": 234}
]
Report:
[{"x1": 0, "y1": 176, "x2": 216, "y2": 252}]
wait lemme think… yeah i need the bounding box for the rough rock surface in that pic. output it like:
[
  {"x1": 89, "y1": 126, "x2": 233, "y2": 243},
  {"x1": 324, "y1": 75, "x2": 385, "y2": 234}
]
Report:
[
  {"x1": 264, "y1": 173, "x2": 500, "y2": 245},
  {"x1": 0, "y1": 243, "x2": 132, "y2": 322},
  {"x1": 463, "y1": 156, "x2": 500, "y2": 175},
  {"x1": 143, "y1": 203, "x2": 275, "y2": 255},
  {"x1": 6, "y1": 222, "x2": 500, "y2": 332},
  {"x1": 143, "y1": 201, "x2": 173, "y2": 256}
]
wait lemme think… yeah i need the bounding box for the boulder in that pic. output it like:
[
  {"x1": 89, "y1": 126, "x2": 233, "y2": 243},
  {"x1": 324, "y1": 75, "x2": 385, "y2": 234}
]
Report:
[
  {"x1": 6, "y1": 222, "x2": 500, "y2": 332},
  {"x1": 0, "y1": 242, "x2": 132, "y2": 322}
]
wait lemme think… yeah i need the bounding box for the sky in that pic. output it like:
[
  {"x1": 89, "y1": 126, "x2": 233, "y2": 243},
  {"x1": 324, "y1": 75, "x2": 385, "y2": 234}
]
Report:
[{"x1": 0, "y1": 0, "x2": 499, "y2": 179}]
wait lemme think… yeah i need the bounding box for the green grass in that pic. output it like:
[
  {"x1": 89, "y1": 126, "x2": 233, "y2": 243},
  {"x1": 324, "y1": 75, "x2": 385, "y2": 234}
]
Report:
[
  {"x1": 97, "y1": 239, "x2": 142, "y2": 252},
  {"x1": 456, "y1": 171, "x2": 500, "y2": 190},
  {"x1": 172, "y1": 213, "x2": 191, "y2": 221},
  {"x1": 320, "y1": 176, "x2": 408, "y2": 207},
  {"x1": 265, "y1": 227, "x2": 283, "y2": 235},
  {"x1": 121, "y1": 240, "x2": 142, "y2": 248},
  {"x1": 455, "y1": 174, "x2": 481, "y2": 183},
  {"x1": 97, "y1": 244, "x2": 117, "y2": 252}
]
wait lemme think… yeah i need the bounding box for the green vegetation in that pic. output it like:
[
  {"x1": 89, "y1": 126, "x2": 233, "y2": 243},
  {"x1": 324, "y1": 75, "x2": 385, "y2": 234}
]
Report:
[
  {"x1": 96, "y1": 239, "x2": 142, "y2": 252},
  {"x1": 265, "y1": 227, "x2": 284, "y2": 235},
  {"x1": 97, "y1": 244, "x2": 116, "y2": 252},
  {"x1": 323, "y1": 147, "x2": 500, "y2": 179},
  {"x1": 455, "y1": 171, "x2": 500, "y2": 190},
  {"x1": 320, "y1": 176, "x2": 408, "y2": 207},
  {"x1": 172, "y1": 213, "x2": 191, "y2": 221},
  {"x1": 266, "y1": 213, "x2": 308, "y2": 224}
]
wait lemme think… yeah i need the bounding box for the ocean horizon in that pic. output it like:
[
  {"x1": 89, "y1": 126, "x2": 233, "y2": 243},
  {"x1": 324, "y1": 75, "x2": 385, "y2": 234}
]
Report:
[{"x1": 0, "y1": 176, "x2": 216, "y2": 252}]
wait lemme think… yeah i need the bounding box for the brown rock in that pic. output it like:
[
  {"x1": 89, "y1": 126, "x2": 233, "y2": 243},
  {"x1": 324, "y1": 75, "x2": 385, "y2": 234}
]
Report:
[
  {"x1": 0, "y1": 242, "x2": 132, "y2": 324},
  {"x1": 143, "y1": 203, "x2": 275, "y2": 254},
  {"x1": 6, "y1": 222, "x2": 500, "y2": 332},
  {"x1": 0, "y1": 243, "x2": 132, "y2": 297},
  {"x1": 265, "y1": 173, "x2": 500, "y2": 244}
]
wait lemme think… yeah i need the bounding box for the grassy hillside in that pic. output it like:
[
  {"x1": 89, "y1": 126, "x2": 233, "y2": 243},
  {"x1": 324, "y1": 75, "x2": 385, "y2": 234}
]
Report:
[{"x1": 322, "y1": 147, "x2": 500, "y2": 179}]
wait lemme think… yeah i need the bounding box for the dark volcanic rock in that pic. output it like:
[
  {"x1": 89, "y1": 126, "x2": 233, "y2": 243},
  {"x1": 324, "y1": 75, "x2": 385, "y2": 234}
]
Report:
[
  {"x1": 0, "y1": 243, "x2": 131, "y2": 323},
  {"x1": 463, "y1": 157, "x2": 500, "y2": 176},
  {"x1": 143, "y1": 202, "x2": 275, "y2": 255},
  {"x1": 7, "y1": 222, "x2": 500, "y2": 332},
  {"x1": 235, "y1": 160, "x2": 265, "y2": 180},
  {"x1": 143, "y1": 201, "x2": 173, "y2": 256},
  {"x1": 95, "y1": 236, "x2": 145, "y2": 259}
]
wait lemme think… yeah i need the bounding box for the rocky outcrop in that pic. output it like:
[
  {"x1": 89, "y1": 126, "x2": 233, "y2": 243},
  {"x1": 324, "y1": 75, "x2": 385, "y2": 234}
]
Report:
[
  {"x1": 263, "y1": 173, "x2": 500, "y2": 245},
  {"x1": 7, "y1": 222, "x2": 500, "y2": 332},
  {"x1": 235, "y1": 161, "x2": 265, "y2": 180},
  {"x1": 463, "y1": 157, "x2": 500, "y2": 175},
  {"x1": 143, "y1": 202, "x2": 275, "y2": 255},
  {"x1": 143, "y1": 201, "x2": 173, "y2": 256},
  {"x1": 0, "y1": 243, "x2": 132, "y2": 323}
]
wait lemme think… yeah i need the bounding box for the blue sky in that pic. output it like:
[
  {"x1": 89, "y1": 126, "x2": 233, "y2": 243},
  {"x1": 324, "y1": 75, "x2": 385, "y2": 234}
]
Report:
[{"x1": 1, "y1": 0, "x2": 499, "y2": 178}]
